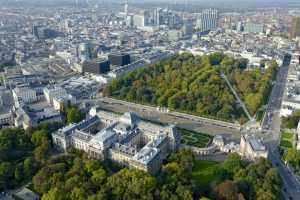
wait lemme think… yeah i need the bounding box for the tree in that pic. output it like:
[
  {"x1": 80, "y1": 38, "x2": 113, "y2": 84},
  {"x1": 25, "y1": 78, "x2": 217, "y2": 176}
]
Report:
[
  {"x1": 64, "y1": 175, "x2": 81, "y2": 191},
  {"x1": 70, "y1": 187, "x2": 86, "y2": 200},
  {"x1": 0, "y1": 128, "x2": 31, "y2": 161},
  {"x1": 234, "y1": 58, "x2": 248, "y2": 70},
  {"x1": 34, "y1": 138, "x2": 50, "y2": 163},
  {"x1": 88, "y1": 190, "x2": 108, "y2": 200},
  {"x1": 14, "y1": 163, "x2": 24, "y2": 182},
  {"x1": 84, "y1": 160, "x2": 103, "y2": 174},
  {"x1": 209, "y1": 52, "x2": 224, "y2": 65},
  {"x1": 42, "y1": 187, "x2": 67, "y2": 200},
  {"x1": 215, "y1": 180, "x2": 239, "y2": 200},
  {"x1": 33, "y1": 169, "x2": 51, "y2": 194},
  {"x1": 175, "y1": 184, "x2": 193, "y2": 200},
  {"x1": 256, "y1": 189, "x2": 277, "y2": 200},
  {"x1": 66, "y1": 107, "x2": 85, "y2": 124},
  {"x1": 23, "y1": 157, "x2": 37, "y2": 177},
  {"x1": 91, "y1": 169, "x2": 107, "y2": 185},
  {"x1": 106, "y1": 169, "x2": 156, "y2": 200},
  {"x1": 281, "y1": 110, "x2": 300, "y2": 129},
  {"x1": 103, "y1": 53, "x2": 277, "y2": 123},
  {"x1": 222, "y1": 153, "x2": 245, "y2": 176},
  {"x1": 264, "y1": 168, "x2": 281, "y2": 187},
  {"x1": 31, "y1": 130, "x2": 48, "y2": 146},
  {"x1": 0, "y1": 162, "x2": 14, "y2": 189},
  {"x1": 284, "y1": 148, "x2": 300, "y2": 168},
  {"x1": 159, "y1": 150, "x2": 195, "y2": 200}
]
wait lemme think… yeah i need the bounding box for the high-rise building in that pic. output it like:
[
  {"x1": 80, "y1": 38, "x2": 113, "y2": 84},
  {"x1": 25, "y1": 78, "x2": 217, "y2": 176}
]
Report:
[
  {"x1": 143, "y1": 10, "x2": 151, "y2": 26},
  {"x1": 196, "y1": 9, "x2": 219, "y2": 32},
  {"x1": 182, "y1": 20, "x2": 194, "y2": 37},
  {"x1": 78, "y1": 42, "x2": 92, "y2": 62},
  {"x1": 290, "y1": 17, "x2": 300, "y2": 39},
  {"x1": 153, "y1": 8, "x2": 163, "y2": 26},
  {"x1": 133, "y1": 15, "x2": 145, "y2": 28},
  {"x1": 125, "y1": 15, "x2": 134, "y2": 28},
  {"x1": 32, "y1": 25, "x2": 41, "y2": 38},
  {"x1": 124, "y1": 0, "x2": 128, "y2": 17},
  {"x1": 236, "y1": 22, "x2": 244, "y2": 32}
]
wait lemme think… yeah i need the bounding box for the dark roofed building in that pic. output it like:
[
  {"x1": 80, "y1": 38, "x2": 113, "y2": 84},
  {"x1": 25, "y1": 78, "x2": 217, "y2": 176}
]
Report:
[
  {"x1": 82, "y1": 58, "x2": 110, "y2": 74},
  {"x1": 108, "y1": 53, "x2": 131, "y2": 66}
]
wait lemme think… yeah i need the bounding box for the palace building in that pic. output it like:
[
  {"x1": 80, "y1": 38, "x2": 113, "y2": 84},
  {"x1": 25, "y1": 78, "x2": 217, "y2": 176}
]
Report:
[{"x1": 52, "y1": 106, "x2": 181, "y2": 175}]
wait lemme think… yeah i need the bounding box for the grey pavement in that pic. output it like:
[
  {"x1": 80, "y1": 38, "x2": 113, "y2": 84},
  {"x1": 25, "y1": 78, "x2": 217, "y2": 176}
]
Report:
[
  {"x1": 81, "y1": 97, "x2": 243, "y2": 140},
  {"x1": 263, "y1": 65, "x2": 300, "y2": 200}
]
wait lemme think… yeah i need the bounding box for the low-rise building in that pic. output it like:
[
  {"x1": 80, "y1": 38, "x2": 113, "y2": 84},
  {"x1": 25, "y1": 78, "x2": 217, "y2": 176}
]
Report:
[
  {"x1": 52, "y1": 107, "x2": 180, "y2": 175},
  {"x1": 14, "y1": 187, "x2": 40, "y2": 200},
  {"x1": 43, "y1": 86, "x2": 76, "y2": 110},
  {"x1": 0, "y1": 87, "x2": 14, "y2": 126},
  {"x1": 240, "y1": 134, "x2": 268, "y2": 160},
  {"x1": 15, "y1": 105, "x2": 62, "y2": 129},
  {"x1": 43, "y1": 86, "x2": 67, "y2": 105},
  {"x1": 244, "y1": 23, "x2": 264, "y2": 34},
  {"x1": 212, "y1": 134, "x2": 268, "y2": 159},
  {"x1": 0, "y1": 112, "x2": 13, "y2": 126},
  {"x1": 12, "y1": 87, "x2": 39, "y2": 108}
]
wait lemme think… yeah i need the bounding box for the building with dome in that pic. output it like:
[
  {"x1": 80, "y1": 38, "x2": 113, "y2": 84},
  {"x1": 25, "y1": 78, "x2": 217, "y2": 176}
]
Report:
[{"x1": 52, "y1": 106, "x2": 181, "y2": 175}]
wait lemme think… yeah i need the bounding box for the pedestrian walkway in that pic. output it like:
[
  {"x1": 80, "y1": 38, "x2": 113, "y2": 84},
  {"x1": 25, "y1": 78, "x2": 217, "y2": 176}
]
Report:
[{"x1": 221, "y1": 72, "x2": 253, "y2": 121}]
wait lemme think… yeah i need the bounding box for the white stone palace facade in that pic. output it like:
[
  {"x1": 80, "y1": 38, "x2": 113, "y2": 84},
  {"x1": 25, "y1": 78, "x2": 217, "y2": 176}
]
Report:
[{"x1": 52, "y1": 106, "x2": 181, "y2": 175}]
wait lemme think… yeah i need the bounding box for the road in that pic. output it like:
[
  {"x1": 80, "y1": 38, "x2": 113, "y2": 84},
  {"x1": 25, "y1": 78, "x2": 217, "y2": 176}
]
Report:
[
  {"x1": 261, "y1": 66, "x2": 289, "y2": 138},
  {"x1": 80, "y1": 97, "x2": 243, "y2": 139},
  {"x1": 268, "y1": 146, "x2": 300, "y2": 200},
  {"x1": 261, "y1": 65, "x2": 300, "y2": 200}
]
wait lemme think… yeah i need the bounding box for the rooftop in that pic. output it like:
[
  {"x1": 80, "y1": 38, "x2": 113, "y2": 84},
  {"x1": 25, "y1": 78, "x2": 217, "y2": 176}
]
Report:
[
  {"x1": 120, "y1": 111, "x2": 139, "y2": 125},
  {"x1": 244, "y1": 134, "x2": 266, "y2": 152},
  {"x1": 133, "y1": 146, "x2": 160, "y2": 165},
  {"x1": 147, "y1": 134, "x2": 167, "y2": 148},
  {"x1": 92, "y1": 128, "x2": 116, "y2": 144},
  {"x1": 73, "y1": 129, "x2": 93, "y2": 142}
]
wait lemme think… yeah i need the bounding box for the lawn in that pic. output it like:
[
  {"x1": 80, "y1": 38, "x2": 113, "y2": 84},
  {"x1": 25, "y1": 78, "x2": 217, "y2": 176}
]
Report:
[
  {"x1": 192, "y1": 160, "x2": 220, "y2": 187},
  {"x1": 179, "y1": 128, "x2": 212, "y2": 148},
  {"x1": 280, "y1": 131, "x2": 294, "y2": 149}
]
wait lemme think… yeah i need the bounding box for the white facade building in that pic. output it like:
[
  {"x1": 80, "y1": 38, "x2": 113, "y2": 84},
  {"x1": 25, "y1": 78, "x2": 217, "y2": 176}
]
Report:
[
  {"x1": 196, "y1": 9, "x2": 219, "y2": 32},
  {"x1": 12, "y1": 87, "x2": 38, "y2": 108},
  {"x1": 43, "y1": 86, "x2": 67, "y2": 105},
  {"x1": 211, "y1": 134, "x2": 268, "y2": 159},
  {"x1": 14, "y1": 105, "x2": 62, "y2": 130},
  {"x1": 133, "y1": 15, "x2": 145, "y2": 28},
  {"x1": 52, "y1": 107, "x2": 180, "y2": 174},
  {"x1": 44, "y1": 86, "x2": 76, "y2": 110},
  {"x1": 240, "y1": 134, "x2": 268, "y2": 160}
]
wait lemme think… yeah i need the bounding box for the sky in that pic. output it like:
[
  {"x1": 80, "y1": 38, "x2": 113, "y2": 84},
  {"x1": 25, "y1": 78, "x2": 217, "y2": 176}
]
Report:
[
  {"x1": 1, "y1": 0, "x2": 299, "y2": 2},
  {"x1": 1, "y1": 0, "x2": 299, "y2": 7}
]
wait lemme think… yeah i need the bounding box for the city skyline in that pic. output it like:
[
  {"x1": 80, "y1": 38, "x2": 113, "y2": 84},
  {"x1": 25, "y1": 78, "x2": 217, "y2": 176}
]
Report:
[{"x1": 0, "y1": 1, "x2": 300, "y2": 200}]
